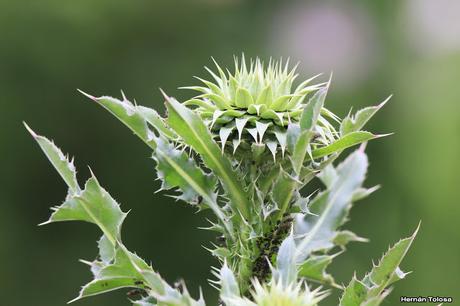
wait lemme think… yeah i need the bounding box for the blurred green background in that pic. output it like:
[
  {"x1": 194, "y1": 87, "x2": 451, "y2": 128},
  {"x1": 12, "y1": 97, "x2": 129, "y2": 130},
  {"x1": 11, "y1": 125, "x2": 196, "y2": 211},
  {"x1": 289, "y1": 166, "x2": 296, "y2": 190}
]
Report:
[{"x1": 1, "y1": 0, "x2": 459, "y2": 305}]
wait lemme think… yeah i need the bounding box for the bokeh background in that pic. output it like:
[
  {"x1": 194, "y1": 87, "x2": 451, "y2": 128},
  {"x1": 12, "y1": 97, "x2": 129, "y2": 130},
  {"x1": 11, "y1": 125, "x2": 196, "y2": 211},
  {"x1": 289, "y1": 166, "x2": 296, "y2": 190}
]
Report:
[{"x1": 1, "y1": 0, "x2": 459, "y2": 305}]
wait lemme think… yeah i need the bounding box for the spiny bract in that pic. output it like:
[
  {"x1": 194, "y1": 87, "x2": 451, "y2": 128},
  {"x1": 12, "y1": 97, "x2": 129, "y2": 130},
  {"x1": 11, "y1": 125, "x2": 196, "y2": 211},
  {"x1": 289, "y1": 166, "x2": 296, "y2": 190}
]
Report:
[
  {"x1": 223, "y1": 278, "x2": 327, "y2": 306},
  {"x1": 182, "y1": 57, "x2": 339, "y2": 158}
]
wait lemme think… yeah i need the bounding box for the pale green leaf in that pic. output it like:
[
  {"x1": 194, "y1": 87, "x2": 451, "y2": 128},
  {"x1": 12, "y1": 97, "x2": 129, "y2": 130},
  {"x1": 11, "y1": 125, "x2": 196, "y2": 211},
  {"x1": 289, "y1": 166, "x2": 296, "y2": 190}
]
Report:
[
  {"x1": 340, "y1": 96, "x2": 390, "y2": 136},
  {"x1": 73, "y1": 246, "x2": 170, "y2": 303},
  {"x1": 352, "y1": 186, "x2": 380, "y2": 202},
  {"x1": 300, "y1": 87, "x2": 327, "y2": 131},
  {"x1": 298, "y1": 255, "x2": 336, "y2": 285},
  {"x1": 25, "y1": 124, "x2": 79, "y2": 194},
  {"x1": 295, "y1": 149, "x2": 368, "y2": 261},
  {"x1": 286, "y1": 123, "x2": 301, "y2": 153},
  {"x1": 154, "y1": 137, "x2": 230, "y2": 234},
  {"x1": 340, "y1": 226, "x2": 419, "y2": 305},
  {"x1": 362, "y1": 289, "x2": 392, "y2": 306},
  {"x1": 364, "y1": 225, "x2": 419, "y2": 296},
  {"x1": 165, "y1": 95, "x2": 251, "y2": 220},
  {"x1": 98, "y1": 235, "x2": 115, "y2": 264},
  {"x1": 292, "y1": 130, "x2": 314, "y2": 175},
  {"x1": 311, "y1": 131, "x2": 379, "y2": 160},
  {"x1": 79, "y1": 91, "x2": 156, "y2": 149},
  {"x1": 271, "y1": 168, "x2": 297, "y2": 219},
  {"x1": 274, "y1": 232, "x2": 297, "y2": 286},
  {"x1": 154, "y1": 137, "x2": 216, "y2": 204},
  {"x1": 45, "y1": 175, "x2": 127, "y2": 245},
  {"x1": 339, "y1": 277, "x2": 369, "y2": 306},
  {"x1": 334, "y1": 230, "x2": 369, "y2": 247},
  {"x1": 219, "y1": 262, "x2": 240, "y2": 299},
  {"x1": 31, "y1": 129, "x2": 204, "y2": 306},
  {"x1": 136, "y1": 106, "x2": 176, "y2": 139}
]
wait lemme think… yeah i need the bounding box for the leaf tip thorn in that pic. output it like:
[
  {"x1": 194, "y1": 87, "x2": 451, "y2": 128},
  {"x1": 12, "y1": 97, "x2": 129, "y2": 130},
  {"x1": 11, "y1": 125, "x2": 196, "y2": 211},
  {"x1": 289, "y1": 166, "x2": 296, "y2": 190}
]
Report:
[
  {"x1": 159, "y1": 88, "x2": 169, "y2": 99},
  {"x1": 379, "y1": 95, "x2": 393, "y2": 108},
  {"x1": 413, "y1": 221, "x2": 421, "y2": 237},
  {"x1": 38, "y1": 220, "x2": 51, "y2": 226},
  {"x1": 375, "y1": 132, "x2": 394, "y2": 138},
  {"x1": 67, "y1": 296, "x2": 80, "y2": 304},
  {"x1": 23, "y1": 122, "x2": 38, "y2": 138},
  {"x1": 77, "y1": 89, "x2": 97, "y2": 101}
]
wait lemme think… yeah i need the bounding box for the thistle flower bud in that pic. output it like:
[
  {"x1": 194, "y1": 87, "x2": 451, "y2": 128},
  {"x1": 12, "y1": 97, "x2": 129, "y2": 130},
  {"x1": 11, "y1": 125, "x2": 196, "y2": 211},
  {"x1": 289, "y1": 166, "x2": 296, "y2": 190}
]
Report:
[{"x1": 182, "y1": 56, "x2": 339, "y2": 159}]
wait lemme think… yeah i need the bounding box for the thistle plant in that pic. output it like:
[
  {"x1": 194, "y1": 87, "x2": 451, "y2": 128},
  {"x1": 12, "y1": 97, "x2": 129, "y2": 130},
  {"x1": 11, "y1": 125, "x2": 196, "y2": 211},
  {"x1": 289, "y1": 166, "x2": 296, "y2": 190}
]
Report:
[{"x1": 27, "y1": 57, "x2": 418, "y2": 306}]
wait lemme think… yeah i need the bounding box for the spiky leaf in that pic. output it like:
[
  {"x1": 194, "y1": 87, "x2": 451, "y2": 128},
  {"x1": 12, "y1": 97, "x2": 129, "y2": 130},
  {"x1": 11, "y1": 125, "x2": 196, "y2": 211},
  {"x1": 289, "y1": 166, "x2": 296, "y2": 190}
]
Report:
[
  {"x1": 44, "y1": 176, "x2": 127, "y2": 245},
  {"x1": 311, "y1": 131, "x2": 379, "y2": 160},
  {"x1": 274, "y1": 232, "x2": 297, "y2": 287},
  {"x1": 292, "y1": 130, "x2": 314, "y2": 175},
  {"x1": 74, "y1": 246, "x2": 149, "y2": 301},
  {"x1": 364, "y1": 226, "x2": 419, "y2": 296},
  {"x1": 340, "y1": 97, "x2": 389, "y2": 136},
  {"x1": 271, "y1": 168, "x2": 297, "y2": 219},
  {"x1": 339, "y1": 277, "x2": 368, "y2": 306},
  {"x1": 25, "y1": 123, "x2": 79, "y2": 193},
  {"x1": 219, "y1": 262, "x2": 240, "y2": 300},
  {"x1": 298, "y1": 255, "x2": 336, "y2": 286},
  {"x1": 153, "y1": 137, "x2": 230, "y2": 234},
  {"x1": 295, "y1": 149, "x2": 368, "y2": 261},
  {"x1": 79, "y1": 91, "x2": 156, "y2": 149},
  {"x1": 29, "y1": 128, "x2": 203, "y2": 306},
  {"x1": 299, "y1": 88, "x2": 327, "y2": 131},
  {"x1": 340, "y1": 226, "x2": 419, "y2": 305},
  {"x1": 137, "y1": 105, "x2": 176, "y2": 139},
  {"x1": 165, "y1": 95, "x2": 251, "y2": 220}
]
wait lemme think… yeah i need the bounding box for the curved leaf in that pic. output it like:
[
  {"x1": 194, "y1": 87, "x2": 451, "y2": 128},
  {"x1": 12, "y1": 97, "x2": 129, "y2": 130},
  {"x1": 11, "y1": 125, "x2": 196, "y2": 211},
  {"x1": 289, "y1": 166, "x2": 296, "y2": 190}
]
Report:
[
  {"x1": 340, "y1": 96, "x2": 390, "y2": 136},
  {"x1": 45, "y1": 175, "x2": 127, "y2": 245},
  {"x1": 298, "y1": 254, "x2": 336, "y2": 286},
  {"x1": 299, "y1": 87, "x2": 327, "y2": 131},
  {"x1": 137, "y1": 105, "x2": 176, "y2": 139},
  {"x1": 274, "y1": 232, "x2": 297, "y2": 287},
  {"x1": 340, "y1": 225, "x2": 419, "y2": 305},
  {"x1": 165, "y1": 95, "x2": 251, "y2": 220},
  {"x1": 29, "y1": 129, "x2": 203, "y2": 305},
  {"x1": 25, "y1": 123, "x2": 80, "y2": 193},
  {"x1": 272, "y1": 167, "x2": 297, "y2": 220},
  {"x1": 154, "y1": 137, "x2": 230, "y2": 234},
  {"x1": 79, "y1": 91, "x2": 156, "y2": 149},
  {"x1": 218, "y1": 262, "x2": 240, "y2": 300},
  {"x1": 292, "y1": 87, "x2": 328, "y2": 175},
  {"x1": 311, "y1": 131, "x2": 380, "y2": 160},
  {"x1": 295, "y1": 149, "x2": 368, "y2": 261}
]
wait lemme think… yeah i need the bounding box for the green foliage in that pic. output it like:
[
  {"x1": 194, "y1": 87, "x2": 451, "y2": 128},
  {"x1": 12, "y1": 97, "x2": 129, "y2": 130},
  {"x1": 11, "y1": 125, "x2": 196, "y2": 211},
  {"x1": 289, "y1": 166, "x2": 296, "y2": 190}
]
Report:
[
  {"x1": 27, "y1": 124, "x2": 204, "y2": 306},
  {"x1": 340, "y1": 226, "x2": 419, "y2": 306},
  {"x1": 165, "y1": 95, "x2": 252, "y2": 222},
  {"x1": 28, "y1": 57, "x2": 418, "y2": 306}
]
